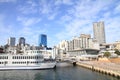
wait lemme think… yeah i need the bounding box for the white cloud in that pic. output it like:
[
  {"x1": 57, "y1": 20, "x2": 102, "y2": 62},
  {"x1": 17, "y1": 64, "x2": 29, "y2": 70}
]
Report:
[
  {"x1": 56, "y1": 18, "x2": 92, "y2": 41},
  {"x1": 103, "y1": 12, "x2": 111, "y2": 18},
  {"x1": 103, "y1": 17, "x2": 120, "y2": 43},
  {"x1": 0, "y1": 14, "x2": 13, "y2": 33},
  {"x1": 17, "y1": 0, "x2": 38, "y2": 14},
  {"x1": 0, "y1": 14, "x2": 16, "y2": 45},
  {"x1": 68, "y1": 0, "x2": 113, "y2": 19},
  {"x1": 39, "y1": 0, "x2": 52, "y2": 14},
  {"x1": 17, "y1": 16, "x2": 41, "y2": 26},
  {"x1": 54, "y1": 0, "x2": 73, "y2": 5},
  {"x1": 38, "y1": 0, "x2": 60, "y2": 20},
  {"x1": 48, "y1": 13, "x2": 57, "y2": 20},
  {"x1": 114, "y1": 4, "x2": 120, "y2": 14},
  {"x1": 0, "y1": 0, "x2": 16, "y2": 3},
  {"x1": 59, "y1": 15, "x2": 72, "y2": 23}
]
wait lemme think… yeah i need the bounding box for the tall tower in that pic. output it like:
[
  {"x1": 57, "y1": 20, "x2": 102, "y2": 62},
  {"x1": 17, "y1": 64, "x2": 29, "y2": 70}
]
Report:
[
  {"x1": 93, "y1": 21, "x2": 106, "y2": 44},
  {"x1": 39, "y1": 34, "x2": 47, "y2": 47},
  {"x1": 19, "y1": 37, "x2": 25, "y2": 46},
  {"x1": 8, "y1": 37, "x2": 16, "y2": 46}
]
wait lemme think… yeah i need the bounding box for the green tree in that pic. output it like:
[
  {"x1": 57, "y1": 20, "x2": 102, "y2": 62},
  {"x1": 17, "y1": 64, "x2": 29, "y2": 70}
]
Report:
[
  {"x1": 114, "y1": 49, "x2": 120, "y2": 55},
  {"x1": 104, "y1": 52, "x2": 111, "y2": 58}
]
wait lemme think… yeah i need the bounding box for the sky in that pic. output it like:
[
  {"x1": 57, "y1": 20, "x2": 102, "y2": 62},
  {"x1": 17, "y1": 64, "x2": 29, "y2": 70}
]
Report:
[{"x1": 0, "y1": 0, "x2": 120, "y2": 47}]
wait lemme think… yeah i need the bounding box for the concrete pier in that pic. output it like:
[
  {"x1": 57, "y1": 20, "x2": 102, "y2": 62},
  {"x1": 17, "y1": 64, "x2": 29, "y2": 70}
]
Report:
[{"x1": 76, "y1": 62, "x2": 120, "y2": 78}]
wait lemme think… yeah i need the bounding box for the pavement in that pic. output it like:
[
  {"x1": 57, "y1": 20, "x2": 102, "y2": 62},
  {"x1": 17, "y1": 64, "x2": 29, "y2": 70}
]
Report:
[{"x1": 79, "y1": 58, "x2": 120, "y2": 74}]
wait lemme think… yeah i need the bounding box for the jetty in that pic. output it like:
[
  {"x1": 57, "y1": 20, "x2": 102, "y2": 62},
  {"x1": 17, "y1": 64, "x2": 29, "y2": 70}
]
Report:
[{"x1": 76, "y1": 58, "x2": 120, "y2": 78}]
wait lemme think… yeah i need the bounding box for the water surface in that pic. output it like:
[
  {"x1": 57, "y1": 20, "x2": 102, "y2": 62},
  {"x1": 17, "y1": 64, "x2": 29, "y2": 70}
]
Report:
[{"x1": 0, "y1": 64, "x2": 119, "y2": 80}]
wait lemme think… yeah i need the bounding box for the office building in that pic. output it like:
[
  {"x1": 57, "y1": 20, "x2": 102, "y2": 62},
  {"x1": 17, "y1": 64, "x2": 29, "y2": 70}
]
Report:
[
  {"x1": 19, "y1": 37, "x2": 25, "y2": 46},
  {"x1": 93, "y1": 21, "x2": 106, "y2": 44},
  {"x1": 39, "y1": 34, "x2": 47, "y2": 47},
  {"x1": 68, "y1": 34, "x2": 91, "y2": 51},
  {"x1": 7, "y1": 37, "x2": 16, "y2": 46}
]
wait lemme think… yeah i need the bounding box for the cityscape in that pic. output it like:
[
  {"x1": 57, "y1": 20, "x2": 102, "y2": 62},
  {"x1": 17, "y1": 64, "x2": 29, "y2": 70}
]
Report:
[{"x1": 0, "y1": 0, "x2": 120, "y2": 80}]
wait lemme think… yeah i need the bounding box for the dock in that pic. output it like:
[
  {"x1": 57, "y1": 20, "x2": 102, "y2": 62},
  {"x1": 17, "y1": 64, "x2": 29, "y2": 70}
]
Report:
[{"x1": 76, "y1": 61, "x2": 120, "y2": 78}]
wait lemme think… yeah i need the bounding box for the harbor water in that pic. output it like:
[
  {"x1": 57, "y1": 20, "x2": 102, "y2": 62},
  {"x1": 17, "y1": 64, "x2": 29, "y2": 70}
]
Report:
[{"x1": 0, "y1": 63, "x2": 119, "y2": 80}]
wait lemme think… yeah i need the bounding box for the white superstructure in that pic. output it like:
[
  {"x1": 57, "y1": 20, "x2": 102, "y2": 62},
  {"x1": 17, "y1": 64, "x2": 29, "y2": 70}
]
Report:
[{"x1": 0, "y1": 50, "x2": 56, "y2": 70}]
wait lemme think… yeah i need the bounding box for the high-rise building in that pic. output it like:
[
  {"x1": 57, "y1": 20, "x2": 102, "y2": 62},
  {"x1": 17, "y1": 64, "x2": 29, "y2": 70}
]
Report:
[
  {"x1": 19, "y1": 37, "x2": 25, "y2": 46},
  {"x1": 39, "y1": 34, "x2": 47, "y2": 47},
  {"x1": 93, "y1": 21, "x2": 106, "y2": 44},
  {"x1": 68, "y1": 34, "x2": 91, "y2": 51},
  {"x1": 8, "y1": 37, "x2": 16, "y2": 46}
]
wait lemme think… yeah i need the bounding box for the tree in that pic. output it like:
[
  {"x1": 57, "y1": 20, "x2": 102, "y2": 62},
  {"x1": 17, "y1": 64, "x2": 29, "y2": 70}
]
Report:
[
  {"x1": 114, "y1": 49, "x2": 120, "y2": 55},
  {"x1": 104, "y1": 52, "x2": 111, "y2": 58}
]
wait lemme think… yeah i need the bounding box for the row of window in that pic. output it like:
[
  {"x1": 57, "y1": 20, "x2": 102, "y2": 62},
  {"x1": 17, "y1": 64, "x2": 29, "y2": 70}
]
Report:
[
  {"x1": 0, "y1": 56, "x2": 8, "y2": 59},
  {"x1": 0, "y1": 56, "x2": 43, "y2": 60},
  {"x1": 12, "y1": 56, "x2": 43, "y2": 59},
  {"x1": 30, "y1": 51, "x2": 42, "y2": 53},
  {"x1": 12, "y1": 61, "x2": 41, "y2": 64},
  {"x1": 0, "y1": 61, "x2": 8, "y2": 64}
]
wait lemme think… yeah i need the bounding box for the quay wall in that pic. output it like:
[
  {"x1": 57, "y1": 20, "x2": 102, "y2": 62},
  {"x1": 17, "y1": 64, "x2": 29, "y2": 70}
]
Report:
[{"x1": 76, "y1": 62, "x2": 120, "y2": 78}]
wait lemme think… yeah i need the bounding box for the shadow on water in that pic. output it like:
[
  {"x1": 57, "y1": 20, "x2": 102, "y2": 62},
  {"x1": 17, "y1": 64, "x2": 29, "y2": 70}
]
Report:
[{"x1": 0, "y1": 64, "x2": 119, "y2": 80}]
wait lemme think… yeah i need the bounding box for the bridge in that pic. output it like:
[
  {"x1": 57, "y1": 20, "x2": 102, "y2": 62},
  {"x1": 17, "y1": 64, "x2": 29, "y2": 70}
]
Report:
[{"x1": 56, "y1": 57, "x2": 77, "y2": 66}]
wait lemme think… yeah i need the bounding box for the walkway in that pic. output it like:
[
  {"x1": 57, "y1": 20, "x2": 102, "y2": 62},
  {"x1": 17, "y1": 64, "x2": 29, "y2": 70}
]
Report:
[{"x1": 79, "y1": 60, "x2": 120, "y2": 74}]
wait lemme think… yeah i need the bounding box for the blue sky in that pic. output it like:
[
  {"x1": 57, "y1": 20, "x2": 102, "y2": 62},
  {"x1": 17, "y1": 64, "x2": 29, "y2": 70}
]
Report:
[{"x1": 0, "y1": 0, "x2": 120, "y2": 47}]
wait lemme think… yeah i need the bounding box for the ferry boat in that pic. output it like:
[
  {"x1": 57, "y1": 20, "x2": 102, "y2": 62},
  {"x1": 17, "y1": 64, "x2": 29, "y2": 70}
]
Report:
[{"x1": 0, "y1": 50, "x2": 56, "y2": 70}]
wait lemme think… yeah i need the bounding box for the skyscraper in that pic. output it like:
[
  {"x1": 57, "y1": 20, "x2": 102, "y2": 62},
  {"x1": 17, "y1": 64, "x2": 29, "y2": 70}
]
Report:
[
  {"x1": 39, "y1": 34, "x2": 47, "y2": 47},
  {"x1": 8, "y1": 37, "x2": 16, "y2": 46},
  {"x1": 19, "y1": 37, "x2": 25, "y2": 46},
  {"x1": 93, "y1": 21, "x2": 106, "y2": 44}
]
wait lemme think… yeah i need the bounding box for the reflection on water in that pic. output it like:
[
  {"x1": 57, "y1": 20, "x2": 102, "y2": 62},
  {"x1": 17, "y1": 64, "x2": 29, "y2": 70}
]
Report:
[{"x1": 0, "y1": 63, "x2": 119, "y2": 80}]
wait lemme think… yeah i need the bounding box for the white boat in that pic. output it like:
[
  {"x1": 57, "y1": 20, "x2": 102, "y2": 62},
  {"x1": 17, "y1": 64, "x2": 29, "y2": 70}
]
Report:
[{"x1": 0, "y1": 50, "x2": 56, "y2": 70}]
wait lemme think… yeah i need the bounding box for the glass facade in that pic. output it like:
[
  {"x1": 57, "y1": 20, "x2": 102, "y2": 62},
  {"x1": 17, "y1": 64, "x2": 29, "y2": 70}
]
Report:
[
  {"x1": 39, "y1": 34, "x2": 47, "y2": 47},
  {"x1": 19, "y1": 37, "x2": 25, "y2": 46},
  {"x1": 8, "y1": 37, "x2": 16, "y2": 46}
]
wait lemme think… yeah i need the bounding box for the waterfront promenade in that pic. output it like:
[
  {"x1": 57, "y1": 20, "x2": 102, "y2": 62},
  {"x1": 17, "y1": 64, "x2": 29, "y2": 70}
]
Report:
[{"x1": 77, "y1": 58, "x2": 120, "y2": 78}]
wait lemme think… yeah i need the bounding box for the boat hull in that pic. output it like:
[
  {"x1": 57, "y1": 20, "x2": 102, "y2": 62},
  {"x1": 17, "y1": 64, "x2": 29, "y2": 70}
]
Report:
[{"x1": 0, "y1": 62, "x2": 56, "y2": 70}]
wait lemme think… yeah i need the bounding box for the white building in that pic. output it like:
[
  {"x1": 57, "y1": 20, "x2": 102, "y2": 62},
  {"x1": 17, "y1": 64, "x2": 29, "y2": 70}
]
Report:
[
  {"x1": 68, "y1": 34, "x2": 100, "y2": 51},
  {"x1": 89, "y1": 39, "x2": 100, "y2": 50},
  {"x1": 93, "y1": 21, "x2": 106, "y2": 44},
  {"x1": 57, "y1": 40, "x2": 69, "y2": 51},
  {"x1": 6, "y1": 46, "x2": 17, "y2": 54}
]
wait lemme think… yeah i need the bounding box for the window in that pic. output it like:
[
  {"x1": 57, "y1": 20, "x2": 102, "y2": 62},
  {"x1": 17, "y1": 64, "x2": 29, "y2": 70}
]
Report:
[
  {"x1": 6, "y1": 56, "x2": 8, "y2": 59},
  {"x1": 23, "y1": 56, "x2": 25, "y2": 59},
  {"x1": 25, "y1": 56, "x2": 26, "y2": 59},
  {"x1": 15, "y1": 56, "x2": 16, "y2": 59},
  {"x1": 29, "y1": 56, "x2": 30, "y2": 59},
  {"x1": 18, "y1": 56, "x2": 19, "y2": 59},
  {"x1": 13, "y1": 56, "x2": 14, "y2": 59},
  {"x1": 27, "y1": 56, "x2": 29, "y2": 59},
  {"x1": 17, "y1": 56, "x2": 18, "y2": 59}
]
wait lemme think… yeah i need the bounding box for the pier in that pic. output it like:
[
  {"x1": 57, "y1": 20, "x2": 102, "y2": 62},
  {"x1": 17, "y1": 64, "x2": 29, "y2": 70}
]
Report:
[{"x1": 76, "y1": 61, "x2": 120, "y2": 78}]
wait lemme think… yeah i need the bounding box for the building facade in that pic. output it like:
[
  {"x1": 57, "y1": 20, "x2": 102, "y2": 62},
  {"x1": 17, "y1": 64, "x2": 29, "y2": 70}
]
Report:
[
  {"x1": 57, "y1": 40, "x2": 69, "y2": 51},
  {"x1": 68, "y1": 34, "x2": 93, "y2": 51},
  {"x1": 19, "y1": 37, "x2": 25, "y2": 46},
  {"x1": 93, "y1": 21, "x2": 106, "y2": 44},
  {"x1": 115, "y1": 41, "x2": 120, "y2": 50},
  {"x1": 39, "y1": 34, "x2": 47, "y2": 47},
  {"x1": 7, "y1": 37, "x2": 16, "y2": 46}
]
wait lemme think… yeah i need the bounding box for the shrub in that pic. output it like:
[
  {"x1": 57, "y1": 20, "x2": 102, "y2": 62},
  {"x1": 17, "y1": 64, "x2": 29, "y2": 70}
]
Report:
[{"x1": 104, "y1": 52, "x2": 111, "y2": 58}]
